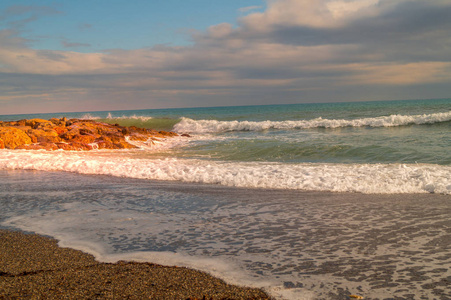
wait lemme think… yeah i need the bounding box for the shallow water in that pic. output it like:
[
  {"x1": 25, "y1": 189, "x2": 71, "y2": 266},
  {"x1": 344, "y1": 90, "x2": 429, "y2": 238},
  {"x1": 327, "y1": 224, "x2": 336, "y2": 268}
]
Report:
[{"x1": 1, "y1": 170, "x2": 450, "y2": 299}]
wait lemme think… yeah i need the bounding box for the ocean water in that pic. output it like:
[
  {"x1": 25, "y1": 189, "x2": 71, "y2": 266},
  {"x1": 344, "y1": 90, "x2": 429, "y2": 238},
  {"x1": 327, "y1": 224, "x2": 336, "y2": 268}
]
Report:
[
  {"x1": 2, "y1": 98, "x2": 450, "y2": 194},
  {"x1": 1, "y1": 99, "x2": 450, "y2": 299}
]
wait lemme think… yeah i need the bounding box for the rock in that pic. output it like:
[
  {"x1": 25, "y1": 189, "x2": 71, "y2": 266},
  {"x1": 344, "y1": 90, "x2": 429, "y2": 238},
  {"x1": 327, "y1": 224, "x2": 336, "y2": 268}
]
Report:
[
  {"x1": 68, "y1": 134, "x2": 96, "y2": 145},
  {"x1": 0, "y1": 127, "x2": 32, "y2": 149},
  {"x1": 53, "y1": 126, "x2": 67, "y2": 135},
  {"x1": 0, "y1": 118, "x2": 181, "y2": 151},
  {"x1": 25, "y1": 119, "x2": 52, "y2": 129},
  {"x1": 49, "y1": 118, "x2": 60, "y2": 125},
  {"x1": 158, "y1": 130, "x2": 178, "y2": 137},
  {"x1": 49, "y1": 117, "x2": 68, "y2": 127},
  {"x1": 94, "y1": 138, "x2": 114, "y2": 149},
  {"x1": 128, "y1": 126, "x2": 148, "y2": 135},
  {"x1": 56, "y1": 142, "x2": 93, "y2": 151},
  {"x1": 26, "y1": 129, "x2": 62, "y2": 143},
  {"x1": 60, "y1": 128, "x2": 80, "y2": 140},
  {"x1": 79, "y1": 128, "x2": 94, "y2": 135},
  {"x1": 128, "y1": 134, "x2": 149, "y2": 141},
  {"x1": 15, "y1": 120, "x2": 27, "y2": 127}
]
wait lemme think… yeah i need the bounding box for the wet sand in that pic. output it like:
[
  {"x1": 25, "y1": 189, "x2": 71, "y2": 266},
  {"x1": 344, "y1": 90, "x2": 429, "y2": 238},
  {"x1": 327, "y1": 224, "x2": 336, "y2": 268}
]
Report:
[
  {"x1": 0, "y1": 229, "x2": 271, "y2": 299},
  {"x1": 1, "y1": 170, "x2": 450, "y2": 299}
]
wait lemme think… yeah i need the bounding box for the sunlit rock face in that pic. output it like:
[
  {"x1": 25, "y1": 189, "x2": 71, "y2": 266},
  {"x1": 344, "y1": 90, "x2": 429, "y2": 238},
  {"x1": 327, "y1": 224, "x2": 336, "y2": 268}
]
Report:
[{"x1": 0, "y1": 118, "x2": 179, "y2": 151}]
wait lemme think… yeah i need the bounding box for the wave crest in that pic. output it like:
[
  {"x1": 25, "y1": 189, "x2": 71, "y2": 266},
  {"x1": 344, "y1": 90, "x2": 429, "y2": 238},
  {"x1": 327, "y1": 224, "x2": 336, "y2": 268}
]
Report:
[
  {"x1": 173, "y1": 111, "x2": 451, "y2": 133},
  {"x1": 1, "y1": 151, "x2": 450, "y2": 194}
]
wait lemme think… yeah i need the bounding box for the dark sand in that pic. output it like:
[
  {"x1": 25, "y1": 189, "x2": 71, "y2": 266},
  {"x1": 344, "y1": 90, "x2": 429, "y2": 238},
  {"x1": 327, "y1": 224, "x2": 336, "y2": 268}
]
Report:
[{"x1": 0, "y1": 229, "x2": 271, "y2": 299}]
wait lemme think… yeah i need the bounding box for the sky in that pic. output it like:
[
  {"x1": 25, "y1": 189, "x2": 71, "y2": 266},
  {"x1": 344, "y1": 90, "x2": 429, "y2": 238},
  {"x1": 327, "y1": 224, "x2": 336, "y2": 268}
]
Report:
[{"x1": 1, "y1": 0, "x2": 450, "y2": 115}]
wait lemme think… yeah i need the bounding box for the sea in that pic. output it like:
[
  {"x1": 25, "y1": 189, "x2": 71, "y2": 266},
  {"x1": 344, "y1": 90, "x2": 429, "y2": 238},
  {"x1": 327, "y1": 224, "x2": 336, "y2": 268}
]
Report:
[{"x1": 1, "y1": 98, "x2": 450, "y2": 299}]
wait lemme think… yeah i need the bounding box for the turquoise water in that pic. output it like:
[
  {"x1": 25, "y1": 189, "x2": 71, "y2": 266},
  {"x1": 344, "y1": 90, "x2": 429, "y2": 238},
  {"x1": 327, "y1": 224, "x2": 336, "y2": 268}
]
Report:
[
  {"x1": 1, "y1": 98, "x2": 450, "y2": 193},
  {"x1": 38, "y1": 98, "x2": 451, "y2": 164}
]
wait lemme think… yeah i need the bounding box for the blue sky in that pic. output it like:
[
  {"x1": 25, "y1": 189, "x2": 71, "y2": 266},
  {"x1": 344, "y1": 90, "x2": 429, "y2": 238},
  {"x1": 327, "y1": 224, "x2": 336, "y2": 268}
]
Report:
[
  {"x1": 1, "y1": 0, "x2": 450, "y2": 114},
  {"x1": 0, "y1": 0, "x2": 264, "y2": 51}
]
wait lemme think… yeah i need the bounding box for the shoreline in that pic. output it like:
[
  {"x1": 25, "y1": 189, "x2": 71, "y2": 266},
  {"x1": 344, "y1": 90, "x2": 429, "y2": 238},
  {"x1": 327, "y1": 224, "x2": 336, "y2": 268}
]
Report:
[
  {"x1": 1, "y1": 169, "x2": 450, "y2": 299},
  {"x1": 0, "y1": 229, "x2": 272, "y2": 299}
]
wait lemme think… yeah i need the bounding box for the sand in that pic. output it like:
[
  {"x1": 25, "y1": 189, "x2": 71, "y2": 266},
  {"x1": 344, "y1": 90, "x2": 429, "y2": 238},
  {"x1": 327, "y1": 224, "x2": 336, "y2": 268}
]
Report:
[{"x1": 0, "y1": 229, "x2": 271, "y2": 299}]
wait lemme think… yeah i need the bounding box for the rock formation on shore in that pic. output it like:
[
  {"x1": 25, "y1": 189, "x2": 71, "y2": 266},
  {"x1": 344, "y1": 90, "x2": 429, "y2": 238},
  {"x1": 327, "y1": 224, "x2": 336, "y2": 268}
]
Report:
[{"x1": 0, "y1": 118, "x2": 180, "y2": 151}]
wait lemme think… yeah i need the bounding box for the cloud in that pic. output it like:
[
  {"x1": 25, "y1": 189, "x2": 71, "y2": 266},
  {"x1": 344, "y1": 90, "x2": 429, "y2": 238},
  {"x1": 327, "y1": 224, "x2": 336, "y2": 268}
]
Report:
[
  {"x1": 61, "y1": 40, "x2": 91, "y2": 48},
  {"x1": 238, "y1": 6, "x2": 263, "y2": 13},
  {"x1": 0, "y1": 5, "x2": 61, "y2": 30},
  {"x1": 1, "y1": 0, "x2": 451, "y2": 114}
]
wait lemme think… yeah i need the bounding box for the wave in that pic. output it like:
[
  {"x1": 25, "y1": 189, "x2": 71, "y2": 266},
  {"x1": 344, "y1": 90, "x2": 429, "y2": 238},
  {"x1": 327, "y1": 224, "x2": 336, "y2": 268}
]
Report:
[
  {"x1": 105, "y1": 113, "x2": 154, "y2": 122},
  {"x1": 1, "y1": 150, "x2": 450, "y2": 194},
  {"x1": 79, "y1": 113, "x2": 153, "y2": 121},
  {"x1": 172, "y1": 111, "x2": 451, "y2": 133},
  {"x1": 77, "y1": 113, "x2": 179, "y2": 131}
]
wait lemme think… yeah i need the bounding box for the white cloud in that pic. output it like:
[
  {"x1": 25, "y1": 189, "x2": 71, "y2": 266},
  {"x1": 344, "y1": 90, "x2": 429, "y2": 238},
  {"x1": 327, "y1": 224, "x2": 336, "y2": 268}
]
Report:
[
  {"x1": 326, "y1": 0, "x2": 380, "y2": 19},
  {"x1": 1, "y1": 0, "x2": 451, "y2": 114},
  {"x1": 238, "y1": 6, "x2": 263, "y2": 13}
]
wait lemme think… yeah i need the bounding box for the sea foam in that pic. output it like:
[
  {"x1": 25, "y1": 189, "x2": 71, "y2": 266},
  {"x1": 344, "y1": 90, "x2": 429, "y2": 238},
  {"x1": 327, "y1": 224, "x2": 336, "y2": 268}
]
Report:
[
  {"x1": 1, "y1": 150, "x2": 449, "y2": 194},
  {"x1": 172, "y1": 111, "x2": 451, "y2": 133}
]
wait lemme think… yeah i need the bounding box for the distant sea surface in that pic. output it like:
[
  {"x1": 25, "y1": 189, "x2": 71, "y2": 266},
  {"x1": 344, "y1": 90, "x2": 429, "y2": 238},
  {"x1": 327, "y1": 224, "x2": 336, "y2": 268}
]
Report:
[{"x1": 1, "y1": 99, "x2": 450, "y2": 299}]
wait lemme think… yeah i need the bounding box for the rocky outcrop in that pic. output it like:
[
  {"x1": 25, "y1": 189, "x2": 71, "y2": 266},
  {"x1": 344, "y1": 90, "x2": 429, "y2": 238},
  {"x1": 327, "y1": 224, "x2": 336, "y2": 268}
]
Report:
[
  {"x1": 0, "y1": 127, "x2": 33, "y2": 149},
  {"x1": 0, "y1": 118, "x2": 181, "y2": 151}
]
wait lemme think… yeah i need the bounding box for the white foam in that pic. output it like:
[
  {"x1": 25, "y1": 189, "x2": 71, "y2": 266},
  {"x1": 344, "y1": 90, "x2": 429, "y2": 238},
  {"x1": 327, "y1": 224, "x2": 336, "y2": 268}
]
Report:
[
  {"x1": 172, "y1": 111, "x2": 451, "y2": 133},
  {"x1": 1, "y1": 150, "x2": 450, "y2": 194},
  {"x1": 125, "y1": 135, "x2": 190, "y2": 151},
  {"x1": 105, "y1": 112, "x2": 153, "y2": 121},
  {"x1": 3, "y1": 212, "x2": 274, "y2": 293},
  {"x1": 79, "y1": 113, "x2": 101, "y2": 120}
]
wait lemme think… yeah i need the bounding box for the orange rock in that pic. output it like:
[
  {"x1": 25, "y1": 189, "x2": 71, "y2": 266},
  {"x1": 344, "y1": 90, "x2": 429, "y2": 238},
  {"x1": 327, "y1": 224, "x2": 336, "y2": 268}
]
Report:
[
  {"x1": 1, "y1": 118, "x2": 181, "y2": 151},
  {"x1": 10, "y1": 125, "x2": 32, "y2": 131},
  {"x1": 0, "y1": 138, "x2": 4, "y2": 149},
  {"x1": 0, "y1": 127, "x2": 32, "y2": 149},
  {"x1": 95, "y1": 135, "x2": 135, "y2": 149},
  {"x1": 49, "y1": 118, "x2": 67, "y2": 127},
  {"x1": 27, "y1": 129, "x2": 62, "y2": 143},
  {"x1": 54, "y1": 126, "x2": 67, "y2": 135},
  {"x1": 55, "y1": 143, "x2": 75, "y2": 151},
  {"x1": 69, "y1": 134, "x2": 96, "y2": 144},
  {"x1": 56, "y1": 142, "x2": 93, "y2": 151},
  {"x1": 60, "y1": 128, "x2": 79, "y2": 140},
  {"x1": 95, "y1": 138, "x2": 115, "y2": 149},
  {"x1": 128, "y1": 134, "x2": 149, "y2": 141},
  {"x1": 128, "y1": 126, "x2": 148, "y2": 135},
  {"x1": 113, "y1": 141, "x2": 136, "y2": 149},
  {"x1": 25, "y1": 118, "x2": 52, "y2": 129},
  {"x1": 15, "y1": 120, "x2": 27, "y2": 127}
]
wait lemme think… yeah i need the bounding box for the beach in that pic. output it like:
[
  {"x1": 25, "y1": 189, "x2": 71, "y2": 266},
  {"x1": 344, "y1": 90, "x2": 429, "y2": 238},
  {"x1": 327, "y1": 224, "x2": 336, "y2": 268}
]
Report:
[
  {"x1": 0, "y1": 229, "x2": 271, "y2": 299},
  {"x1": 1, "y1": 0, "x2": 451, "y2": 296},
  {"x1": 1, "y1": 100, "x2": 450, "y2": 299},
  {"x1": 1, "y1": 169, "x2": 450, "y2": 299}
]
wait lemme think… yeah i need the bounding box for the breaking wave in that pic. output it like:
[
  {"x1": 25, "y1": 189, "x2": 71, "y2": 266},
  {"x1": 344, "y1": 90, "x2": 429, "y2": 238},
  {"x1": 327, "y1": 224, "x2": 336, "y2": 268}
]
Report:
[
  {"x1": 1, "y1": 150, "x2": 450, "y2": 194},
  {"x1": 172, "y1": 111, "x2": 451, "y2": 133}
]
